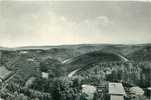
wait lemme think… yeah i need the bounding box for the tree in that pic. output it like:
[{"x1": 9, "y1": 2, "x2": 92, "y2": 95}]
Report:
[
  {"x1": 40, "y1": 58, "x2": 65, "y2": 77},
  {"x1": 16, "y1": 94, "x2": 28, "y2": 100}
]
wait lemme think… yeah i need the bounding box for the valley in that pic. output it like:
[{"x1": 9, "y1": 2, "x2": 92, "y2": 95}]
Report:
[{"x1": 0, "y1": 44, "x2": 151, "y2": 100}]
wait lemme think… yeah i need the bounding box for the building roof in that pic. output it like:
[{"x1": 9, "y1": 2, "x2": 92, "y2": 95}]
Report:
[
  {"x1": 110, "y1": 95, "x2": 124, "y2": 100},
  {"x1": 147, "y1": 87, "x2": 151, "y2": 90},
  {"x1": 82, "y1": 84, "x2": 96, "y2": 94},
  {"x1": 42, "y1": 72, "x2": 49, "y2": 79},
  {"x1": 109, "y1": 82, "x2": 126, "y2": 95},
  {"x1": 0, "y1": 66, "x2": 12, "y2": 80},
  {"x1": 129, "y1": 87, "x2": 144, "y2": 95}
]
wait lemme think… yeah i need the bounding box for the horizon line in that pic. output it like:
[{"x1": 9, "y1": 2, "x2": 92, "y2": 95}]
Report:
[{"x1": 1, "y1": 42, "x2": 151, "y2": 49}]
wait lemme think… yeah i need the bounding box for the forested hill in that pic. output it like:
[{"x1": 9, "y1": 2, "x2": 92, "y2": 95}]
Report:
[
  {"x1": 1, "y1": 44, "x2": 151, "y2": 66},
  {"x1": 0, "y1": 44, "x2": 151, "y2": 100}
]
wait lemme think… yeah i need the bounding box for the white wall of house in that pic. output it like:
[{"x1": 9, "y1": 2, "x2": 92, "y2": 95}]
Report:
[{"x1": 42, "y1": 72, "x2": 49, "y2": 79}]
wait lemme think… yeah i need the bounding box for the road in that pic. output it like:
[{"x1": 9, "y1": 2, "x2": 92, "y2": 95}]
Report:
[
  {"x1": 62, "y1": 57, "x2": 75, "y2": 64},
  {"x1": 66, "y1": 53, "x2": 129, "y2": 78},
  {"x1": 117, "y1": 54, "x2": 129, "y2": 62},
  {"x1": 68, "y1": 68, "x2": 80, "y2": 78},
  {"x1": 62, "y1": 58, "x2": 80, "y2": 77},
  {"x1": 62, "y1": 58, "x2": 71, "y2": 64}
]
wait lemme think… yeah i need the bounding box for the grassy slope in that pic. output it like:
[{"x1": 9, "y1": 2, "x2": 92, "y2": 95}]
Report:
[{"x1": 66, "y1": 50, "x2": 122, "y2": 72}]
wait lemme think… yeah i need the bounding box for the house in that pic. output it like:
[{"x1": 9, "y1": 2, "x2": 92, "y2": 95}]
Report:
[
  {"x1": 108, "y1": 82, "x2": 126, "y2": 100},
  {"x1": 82, "y1": 84, "x2": 96, "y2": 100},
  {"x1": 42, "y1": 72, "x2": 49, "y2": 79},
  {"x1": 129, "y1": 87, "x2": 144, "y2": 96},
  {"x1": 0, "y1": 66, "x2": 12, "y2": 81}
]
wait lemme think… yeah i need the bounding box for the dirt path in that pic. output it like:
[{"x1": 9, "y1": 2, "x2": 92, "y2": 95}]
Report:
[
  {"x1": 68, "y1": 68, "x2": 80, "y2": 78},
  {"x1": 117, "y1": 54, "x2": 129, "y2": 62}
]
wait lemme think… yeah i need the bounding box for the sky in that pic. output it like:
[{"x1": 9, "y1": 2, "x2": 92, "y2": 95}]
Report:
[{"x1": 0, "y1": 1, "x2": 151, "y2": 47}]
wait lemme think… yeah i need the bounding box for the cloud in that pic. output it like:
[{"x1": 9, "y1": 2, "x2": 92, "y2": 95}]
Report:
[
  {"x1": 0, "y1": 10, "x2": 150, "y2": 47},
  {"x1": 96, "y1": 16, "x2": 110, "y2": 25},
  {"x1": 0, "y1": 10, "x2": 114, "y2": 47},
  {"x1": 0, "y1": 1, "x2": 150, "y2": 47}
]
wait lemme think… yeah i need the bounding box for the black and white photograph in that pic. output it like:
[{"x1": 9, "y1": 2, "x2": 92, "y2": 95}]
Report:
[{"x1": 0, "y1": 0, "x2": 151, "y2": 100}]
